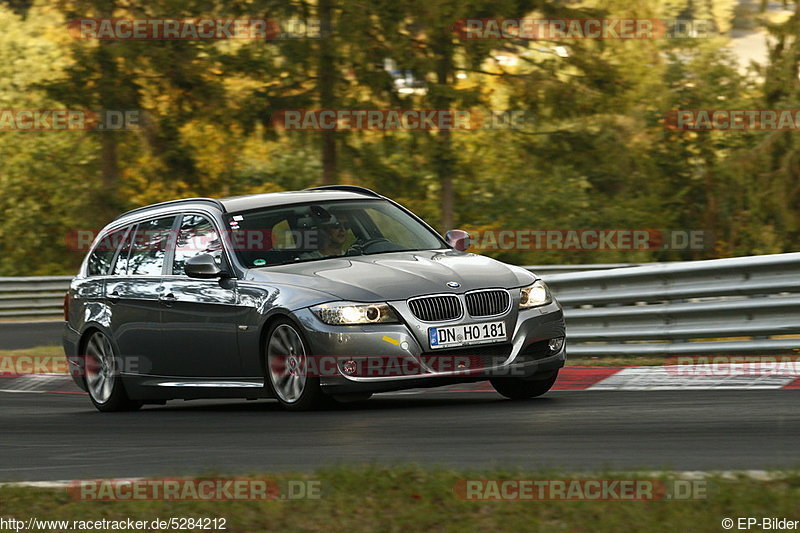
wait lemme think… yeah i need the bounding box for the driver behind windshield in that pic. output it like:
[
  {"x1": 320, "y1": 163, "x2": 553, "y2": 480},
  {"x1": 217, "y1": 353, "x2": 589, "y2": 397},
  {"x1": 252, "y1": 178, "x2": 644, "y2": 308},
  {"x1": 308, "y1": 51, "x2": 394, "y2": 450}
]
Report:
[
  {"x1": 228, "y1": 199, "x2": 445, "y2": 267},
  {"x1": 320, "y1": 216, "x2": 351, "y2": 256},
  {"x1": 300, "y1": 215, "x2": 352, "y2": 259}
]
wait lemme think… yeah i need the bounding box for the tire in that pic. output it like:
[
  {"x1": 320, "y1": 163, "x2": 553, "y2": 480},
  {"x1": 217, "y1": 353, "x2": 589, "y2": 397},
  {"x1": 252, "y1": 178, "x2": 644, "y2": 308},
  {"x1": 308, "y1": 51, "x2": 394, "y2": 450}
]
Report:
[
  {"x1": 490, "y1": 371, "x2": 559, "y2": 400},
  {"x1": 264, "y1": 318, "x2": 331, "y2": 411},
  {"x1": 83, "y1": 331, "x2": 142, "y2": 412}
]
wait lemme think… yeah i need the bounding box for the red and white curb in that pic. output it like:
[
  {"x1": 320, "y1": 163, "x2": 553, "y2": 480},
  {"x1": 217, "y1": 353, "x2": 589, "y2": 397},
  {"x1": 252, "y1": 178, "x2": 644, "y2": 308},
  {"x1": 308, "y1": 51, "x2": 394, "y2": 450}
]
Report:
[
  {"x1": 579, "y1": 366, "x2": 800, "y2": 390},
  {"x1": 0, "y1": 373, "x2": 82, "y2": 394},
  {"x1": 406, "y1": 364, "x2": 800, "y2": 393},
  {"x1": 1, "y1": 364, "x2": 799, "y2": 395}
]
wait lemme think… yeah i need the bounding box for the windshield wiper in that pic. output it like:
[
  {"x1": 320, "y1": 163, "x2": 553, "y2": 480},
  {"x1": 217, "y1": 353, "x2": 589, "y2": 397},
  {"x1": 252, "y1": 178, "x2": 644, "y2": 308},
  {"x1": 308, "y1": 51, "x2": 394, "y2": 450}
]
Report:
[{"x1": 359, "y1": 248, "x2": 428, "y2": 256}]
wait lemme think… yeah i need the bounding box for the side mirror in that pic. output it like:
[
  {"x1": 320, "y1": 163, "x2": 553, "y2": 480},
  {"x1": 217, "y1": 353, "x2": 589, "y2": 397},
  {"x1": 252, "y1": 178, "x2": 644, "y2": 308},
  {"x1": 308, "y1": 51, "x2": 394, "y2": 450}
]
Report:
[
  {"x1": 185, "y1": 254, "x2": 226, "y2": 279},
  {"x1": 445, "y1": 229, "x2": 471, "y2": 252}
]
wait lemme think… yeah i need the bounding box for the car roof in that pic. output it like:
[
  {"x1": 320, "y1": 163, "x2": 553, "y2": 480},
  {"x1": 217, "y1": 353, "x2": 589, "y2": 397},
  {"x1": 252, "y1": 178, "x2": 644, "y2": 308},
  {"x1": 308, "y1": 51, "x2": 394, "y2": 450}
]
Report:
[
  {"x1": 114, "y1": 186, "x2": 383, "y2": 221},
  {"x1": 220, "y1": 189, "x2": 379, "y2": 213}
]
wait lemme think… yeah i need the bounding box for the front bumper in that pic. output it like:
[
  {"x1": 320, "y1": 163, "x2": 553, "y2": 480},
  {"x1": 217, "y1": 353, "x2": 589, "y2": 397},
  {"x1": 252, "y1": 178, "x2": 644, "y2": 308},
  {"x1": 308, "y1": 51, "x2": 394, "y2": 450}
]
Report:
[{"x1": 292, "y1": 300, "x2": 566, "y2": 395}]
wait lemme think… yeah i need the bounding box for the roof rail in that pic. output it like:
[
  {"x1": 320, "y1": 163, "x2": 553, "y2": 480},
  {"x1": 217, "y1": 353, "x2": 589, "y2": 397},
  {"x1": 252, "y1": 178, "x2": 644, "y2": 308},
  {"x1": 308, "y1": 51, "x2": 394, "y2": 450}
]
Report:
[
  {"x1": 306, "y1": 185, "x2": 382, "y2": 198},
  {"x1": 114, "y1": 198, "x2": 226, "y2": 221}
]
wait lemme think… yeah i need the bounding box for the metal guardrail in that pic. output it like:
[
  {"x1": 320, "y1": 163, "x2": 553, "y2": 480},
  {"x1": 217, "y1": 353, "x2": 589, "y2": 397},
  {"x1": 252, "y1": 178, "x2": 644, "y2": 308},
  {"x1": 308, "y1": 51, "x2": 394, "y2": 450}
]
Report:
[
  {"x1": 3, "y1": 255, "x2": 799, "y2": 359},
  {"x1": 0, "y1": 276, "x2": 71, "y2": 319},
  {"x1": 539, "y1": 253, "x2": 800, "y2": 357},
  {"x1": 521, "y1": 263, "x2": 643, "y2": 275}
]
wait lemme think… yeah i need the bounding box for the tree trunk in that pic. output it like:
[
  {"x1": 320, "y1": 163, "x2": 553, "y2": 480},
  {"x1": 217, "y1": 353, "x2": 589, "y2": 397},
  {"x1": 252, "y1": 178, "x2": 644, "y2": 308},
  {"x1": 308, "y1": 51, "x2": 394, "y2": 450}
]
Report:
[
  {"x1": 99, "y1": 133, "x2": 119, "y2": 220},
  {"x1": 437, "y1": 129, "x2": 454, "y2": 230},
  {"x1": 433, "y1": 37, "x2": 455, "y2": 230},
  {"x1": 97, "y1": 30, "x2": 120, "y2": 224},
  {"x1": 318, "y1": 0, "x2": 336, "y2": 185}
]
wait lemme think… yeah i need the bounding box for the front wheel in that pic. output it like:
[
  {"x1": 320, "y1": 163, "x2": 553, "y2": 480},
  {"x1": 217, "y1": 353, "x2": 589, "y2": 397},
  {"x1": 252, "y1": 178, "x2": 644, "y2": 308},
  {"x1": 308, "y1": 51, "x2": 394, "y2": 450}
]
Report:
[
  {"x1": 265, "y1": 319, "x2": 330, "y2": 411},
  {"x1": 490, "y1": 371, "x2": 559, "y2": 400},
  {"x1": 84, "y1": 331, "x2": 142, "y2": 412}
]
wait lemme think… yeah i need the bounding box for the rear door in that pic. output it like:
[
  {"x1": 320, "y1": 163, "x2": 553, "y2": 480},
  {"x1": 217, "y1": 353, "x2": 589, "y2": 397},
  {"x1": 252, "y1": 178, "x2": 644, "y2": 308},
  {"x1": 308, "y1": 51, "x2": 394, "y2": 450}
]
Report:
[{"x1": 105, "y1": 215, "x2": 177, "y2": 375}]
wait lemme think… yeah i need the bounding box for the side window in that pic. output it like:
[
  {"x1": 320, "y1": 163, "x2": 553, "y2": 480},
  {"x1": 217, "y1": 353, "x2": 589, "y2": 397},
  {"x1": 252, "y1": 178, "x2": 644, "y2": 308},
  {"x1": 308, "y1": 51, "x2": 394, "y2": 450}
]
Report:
[
  {"x1": 87, "y1": 227, "x2": 128, "y2": 277},
  {"x1": 172, "y1": 215, "x2": 224, "y2": 275},
  {"x1": 126, "y1": 216, "x2": 177, "y2": 276},
  {"x1": 112, "y1": 225, "x2": 136, "y2": 276}
]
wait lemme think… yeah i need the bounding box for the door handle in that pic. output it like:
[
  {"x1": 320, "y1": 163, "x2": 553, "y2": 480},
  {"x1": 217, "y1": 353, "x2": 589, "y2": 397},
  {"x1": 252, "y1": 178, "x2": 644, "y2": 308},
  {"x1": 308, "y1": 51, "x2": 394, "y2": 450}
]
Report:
[
  {"x1": 108, "y1": 290, "x2": 120, "y2": 300},
  {"x1": 159, "y1": 293, "x2": 177, "y2": 303}
]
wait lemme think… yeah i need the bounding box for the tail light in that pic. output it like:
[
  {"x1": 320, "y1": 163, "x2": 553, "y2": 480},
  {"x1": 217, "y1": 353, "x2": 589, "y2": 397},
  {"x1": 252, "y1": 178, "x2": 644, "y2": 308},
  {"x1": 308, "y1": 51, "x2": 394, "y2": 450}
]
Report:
[{"x1": 63, "y1": 292, "x2": 70, "y2": 321}]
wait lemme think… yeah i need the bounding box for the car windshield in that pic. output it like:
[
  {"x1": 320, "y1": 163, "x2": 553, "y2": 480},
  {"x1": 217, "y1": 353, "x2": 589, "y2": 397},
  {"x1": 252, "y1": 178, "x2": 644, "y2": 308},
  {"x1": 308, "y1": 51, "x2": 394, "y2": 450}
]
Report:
[{"x1": 225, "y1": 199, "x2": 446, "y2": 268}]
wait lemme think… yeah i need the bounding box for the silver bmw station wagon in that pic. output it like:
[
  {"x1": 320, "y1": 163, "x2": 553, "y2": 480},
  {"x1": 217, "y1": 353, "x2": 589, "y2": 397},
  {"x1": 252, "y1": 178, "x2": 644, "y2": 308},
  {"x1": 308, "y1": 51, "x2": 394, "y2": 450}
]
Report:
[{"x1": 63, "y1": 186, "x2": 566, "y2": 411}]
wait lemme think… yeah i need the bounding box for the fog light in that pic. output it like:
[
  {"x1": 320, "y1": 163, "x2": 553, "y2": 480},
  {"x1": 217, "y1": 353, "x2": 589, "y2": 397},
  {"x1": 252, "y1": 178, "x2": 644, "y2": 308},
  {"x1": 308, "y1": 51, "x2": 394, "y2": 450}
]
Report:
[
  {"x1": 342, "y1": 360, "x2": 358, "y2": 375},
  {"x1": 548, "y1": 337, "x2": 565, "y2": 353}
]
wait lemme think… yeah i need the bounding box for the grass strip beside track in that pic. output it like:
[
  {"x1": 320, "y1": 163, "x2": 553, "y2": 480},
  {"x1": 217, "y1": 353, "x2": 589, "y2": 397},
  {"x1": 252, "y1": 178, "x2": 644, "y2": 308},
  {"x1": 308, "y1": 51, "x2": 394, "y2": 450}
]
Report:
[
  {"x1": 0, "y1": 345, "x2": 66, "y2": 373},
  {"x1": 0, "y1": 467, "x2": 798, "y2": 532}
]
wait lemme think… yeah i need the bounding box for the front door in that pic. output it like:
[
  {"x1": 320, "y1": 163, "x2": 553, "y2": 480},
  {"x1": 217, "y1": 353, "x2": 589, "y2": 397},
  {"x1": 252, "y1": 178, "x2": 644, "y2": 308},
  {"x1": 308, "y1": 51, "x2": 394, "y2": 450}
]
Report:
[{"x1": 159, "y1": 213, "x2": 246, "y2": 378}]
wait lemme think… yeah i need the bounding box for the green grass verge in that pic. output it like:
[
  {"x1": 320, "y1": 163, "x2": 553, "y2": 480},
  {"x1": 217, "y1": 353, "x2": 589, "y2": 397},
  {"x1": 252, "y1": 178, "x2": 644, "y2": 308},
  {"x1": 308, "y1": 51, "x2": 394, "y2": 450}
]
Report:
[
  {"x1": 0, "y1": 345, "x2": 66, "y2": 373},
  {"x1": 0, "y1": 345, "x2": 63, "y2": 357},
  {"x1": 1, "y1": 467, "x2": 799, "y2": 532}
]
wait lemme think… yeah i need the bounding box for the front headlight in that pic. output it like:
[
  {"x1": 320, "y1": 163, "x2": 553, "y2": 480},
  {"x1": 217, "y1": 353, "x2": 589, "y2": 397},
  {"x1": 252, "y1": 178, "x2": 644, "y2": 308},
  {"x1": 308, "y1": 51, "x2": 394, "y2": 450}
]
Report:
[
  {"x1": 519, "y1": 280, "x2": 552, "y2": 308},
  {"x1": 311, "y1": 302, "x2": 399, "y2": 325}
]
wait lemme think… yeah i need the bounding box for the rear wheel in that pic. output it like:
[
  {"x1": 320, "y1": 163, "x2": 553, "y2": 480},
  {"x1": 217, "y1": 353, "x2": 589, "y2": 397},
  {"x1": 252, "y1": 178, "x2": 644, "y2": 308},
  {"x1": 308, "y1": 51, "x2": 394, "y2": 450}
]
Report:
[
  {"x1": 265, "y1": 319, "x2": 330, "y2": 411},
  {"x1": 490, "y1": 371, "x2": 559, "y2": 400},
  {"x1": 84, "y1": 331, "x2": 142, "y2": 412}
]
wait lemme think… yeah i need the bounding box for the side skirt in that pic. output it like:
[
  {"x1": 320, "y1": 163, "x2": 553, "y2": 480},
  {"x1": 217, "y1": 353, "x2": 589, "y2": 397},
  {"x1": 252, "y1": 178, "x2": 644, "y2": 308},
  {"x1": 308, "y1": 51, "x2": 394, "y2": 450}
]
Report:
[{"x1": 121, "y1": 374, "x2": 271, "y2": 400}]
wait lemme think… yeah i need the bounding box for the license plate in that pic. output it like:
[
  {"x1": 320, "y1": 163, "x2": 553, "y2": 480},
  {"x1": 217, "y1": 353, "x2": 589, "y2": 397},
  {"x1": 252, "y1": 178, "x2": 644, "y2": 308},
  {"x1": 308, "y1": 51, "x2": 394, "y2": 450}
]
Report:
[{"x1": 428, "y1": 321, "x2": 507, "y2": 349}]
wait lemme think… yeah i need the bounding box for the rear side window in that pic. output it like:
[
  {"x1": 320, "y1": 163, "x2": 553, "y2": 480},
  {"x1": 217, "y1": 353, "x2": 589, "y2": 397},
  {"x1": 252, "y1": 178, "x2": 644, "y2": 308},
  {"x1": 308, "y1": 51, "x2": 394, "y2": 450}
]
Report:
[
  {"x1": 172, "y1": 215, "x2": 224, "y2": 275},
  {"x1": 119, "y1": 216, "x2": 177, "y2": 276},
  {"x1": 112, "y1": 226, "x2": 135, "y2": 276},
  {"x1": 86, "y1": 227, "x2": 129, "y2": 277}
]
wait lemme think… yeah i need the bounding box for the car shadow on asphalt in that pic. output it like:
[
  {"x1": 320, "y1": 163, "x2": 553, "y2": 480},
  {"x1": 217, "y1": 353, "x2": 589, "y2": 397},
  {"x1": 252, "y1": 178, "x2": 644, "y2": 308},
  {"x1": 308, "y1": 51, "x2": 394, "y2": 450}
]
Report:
[{"x1": 116, "y1": 393, "x2": 559, "y2": 414}]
